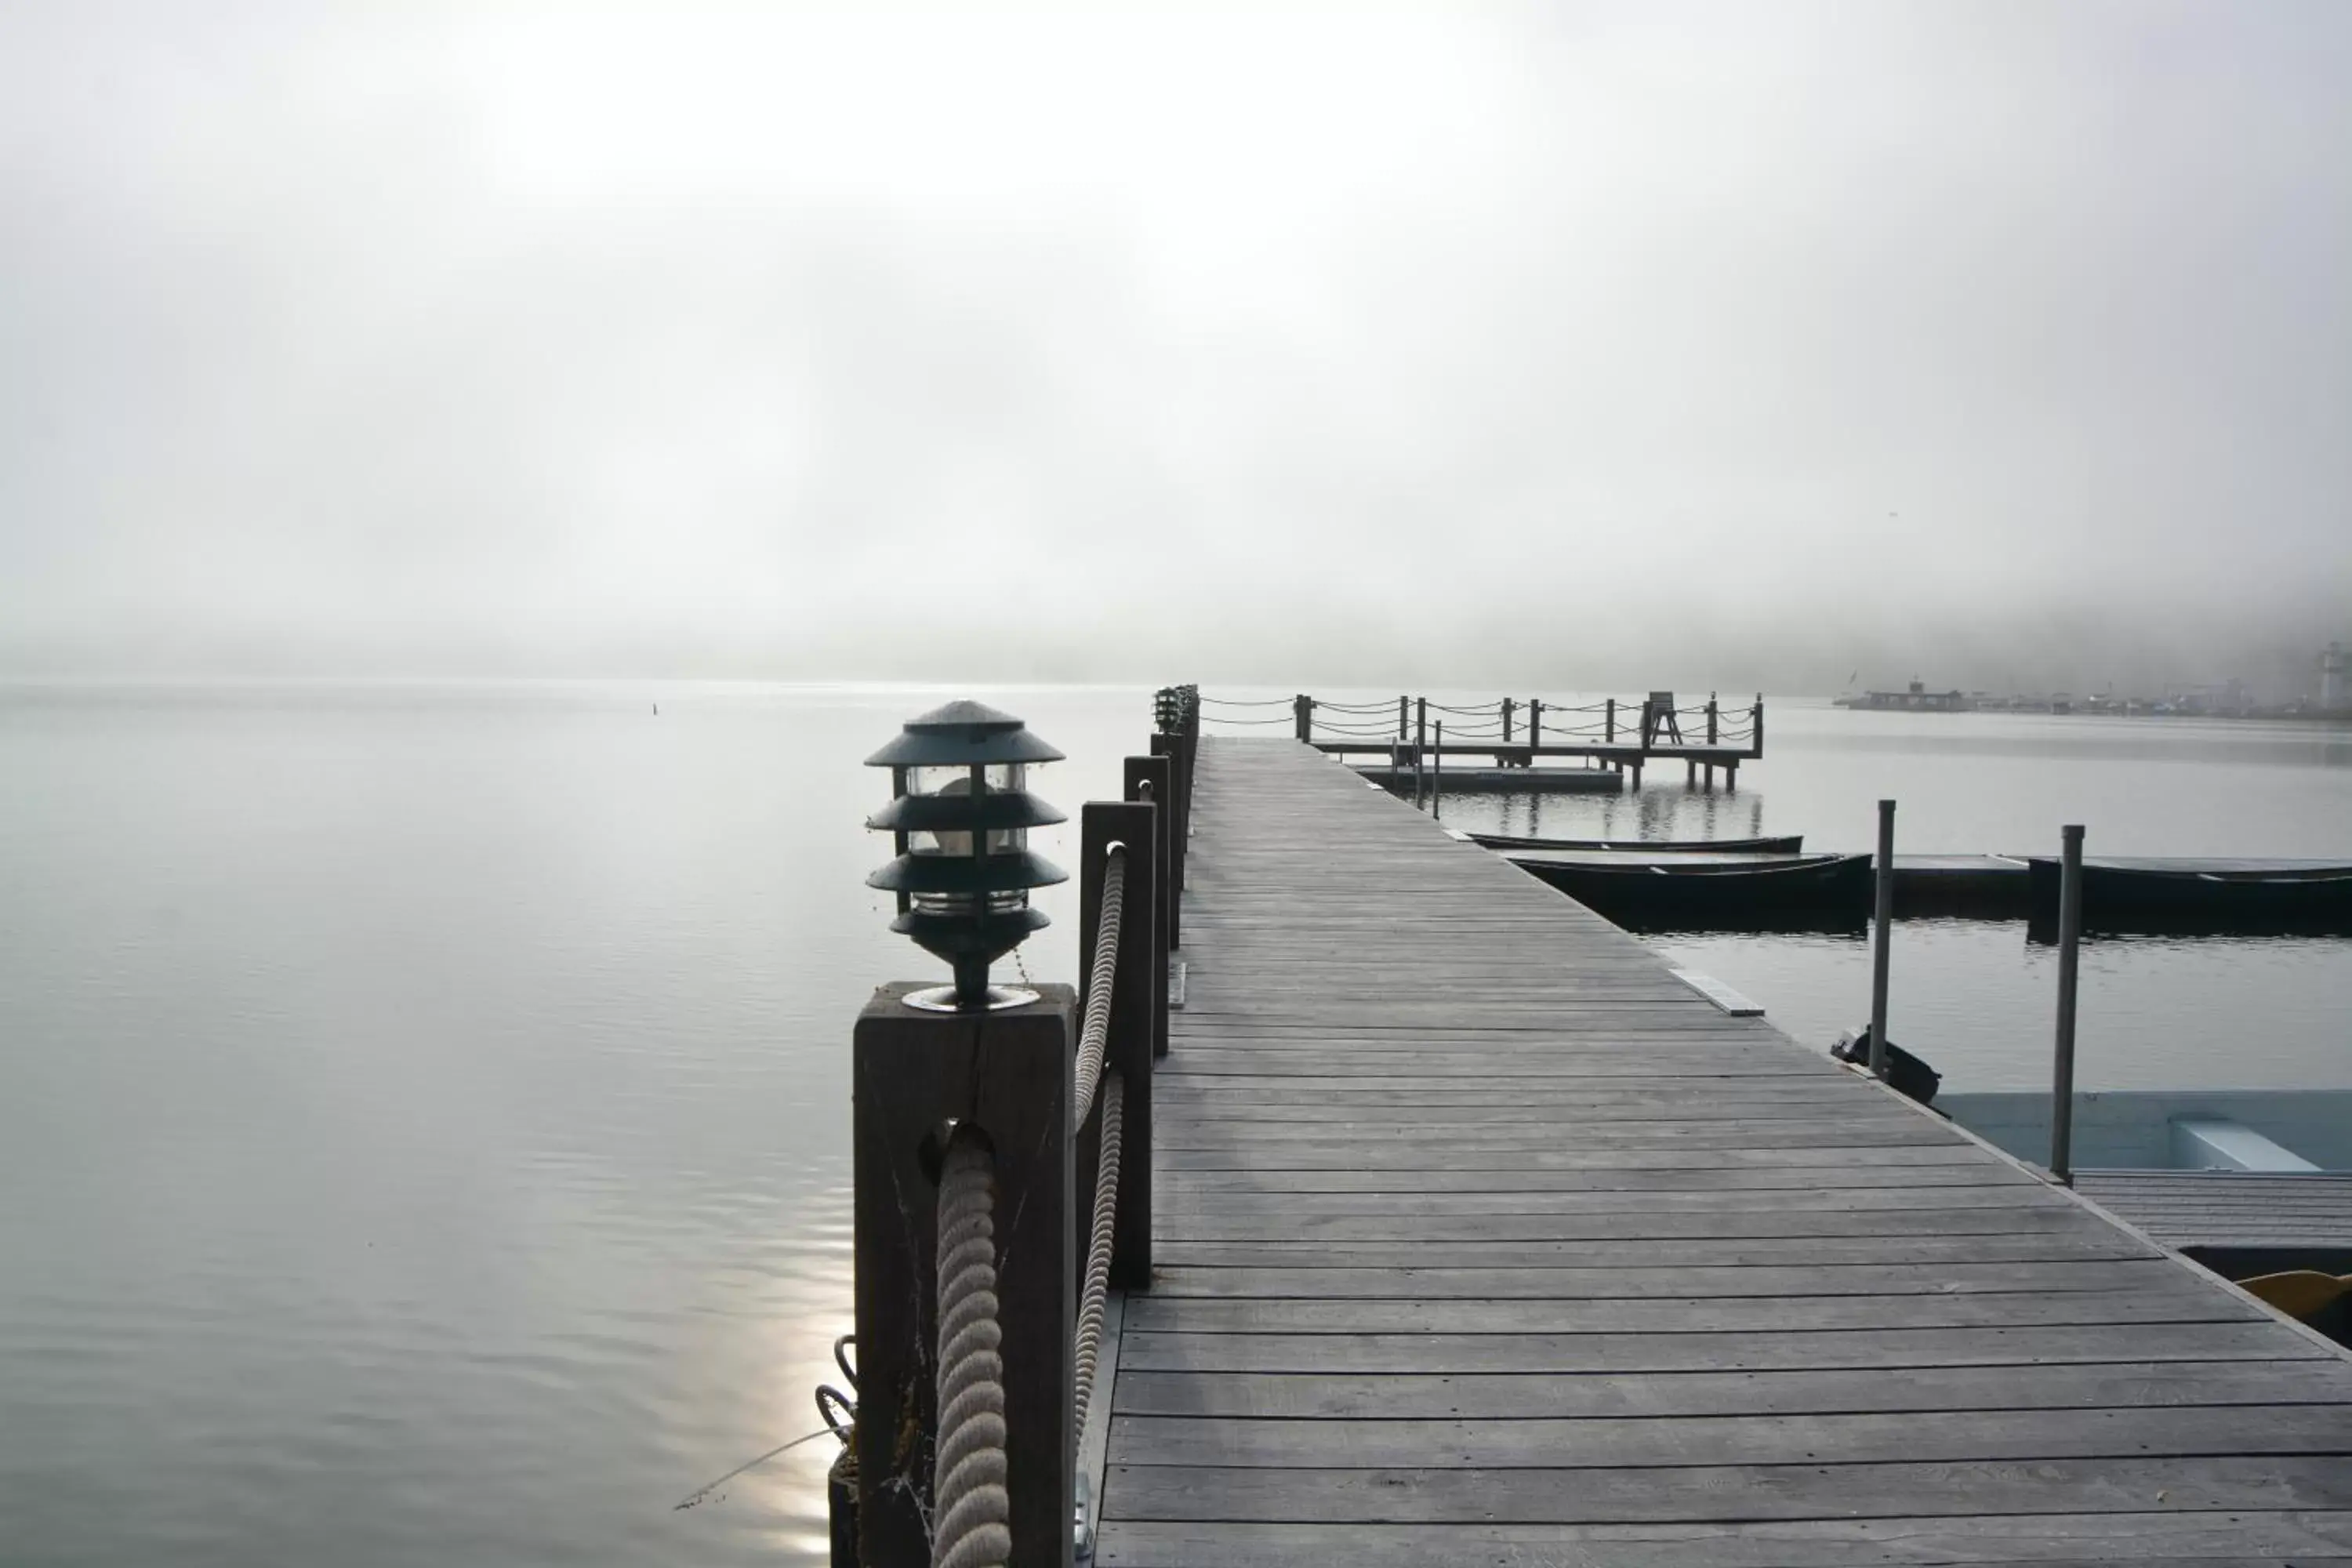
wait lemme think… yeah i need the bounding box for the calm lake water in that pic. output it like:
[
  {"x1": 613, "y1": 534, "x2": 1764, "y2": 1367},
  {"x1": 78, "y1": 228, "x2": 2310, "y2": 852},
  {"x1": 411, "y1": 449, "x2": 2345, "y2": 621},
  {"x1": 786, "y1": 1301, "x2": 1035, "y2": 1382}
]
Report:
[{"x1": 3, "y1": 681, "x2": 2348, "y2": 1566}]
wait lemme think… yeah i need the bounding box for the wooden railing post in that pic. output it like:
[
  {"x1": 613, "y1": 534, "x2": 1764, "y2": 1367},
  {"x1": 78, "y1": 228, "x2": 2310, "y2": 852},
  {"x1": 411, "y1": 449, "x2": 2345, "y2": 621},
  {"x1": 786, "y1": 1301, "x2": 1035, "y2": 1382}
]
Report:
[
  {"x1": 1293, "y1": 693, "x2": 1312, "y2": 742},
  {"x1": 1124, "y1": 755, "x2": 1173, "y2": 1057},
  {"x1": 1605, "y1": 697, "x2": 1617, "y2": 745},
  {"x1": 1396, "y1": 694, "x2": 1407, "y2": 739},
  {"x1": 1432, "y1": 720, "x2": 1444, "y2": 817},
  {"x1": 1079, "y1": 801, "x2": 1156, "y2": 1286},
  {"x1": 1707, "y1": 694, "x2": 1719, "y2": 746},
  {"x1": 1149, "y1": 732, "x2": 1190, "y2": 933},
  {"x1": 852, "y1": 985, "x2": 1076, "y2": 1568},
  {"x1": 1751, "y1": 695, "x2": 1765, "y2": 759},
  {"x1": 1530, "y1": 699, "x2": 1543, "y2": 749},
  {"x1": 1501, "y1": 697, "x2": 1515, "y2": 744}
]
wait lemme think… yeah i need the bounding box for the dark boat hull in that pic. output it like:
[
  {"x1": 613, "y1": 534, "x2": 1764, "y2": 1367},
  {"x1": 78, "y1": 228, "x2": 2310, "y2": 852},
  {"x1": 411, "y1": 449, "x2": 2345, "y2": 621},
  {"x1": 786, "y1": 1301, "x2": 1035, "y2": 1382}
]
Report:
[
  {"x1": 2027, "y1": 858, "x2": 2352, "y2": 936},
  {"x1": 1472, "y1": 833, "x2": 1804, "y2": 854},
  {"x1": 1511, "y1": 853, "x2": 1872, "y2": 931}
]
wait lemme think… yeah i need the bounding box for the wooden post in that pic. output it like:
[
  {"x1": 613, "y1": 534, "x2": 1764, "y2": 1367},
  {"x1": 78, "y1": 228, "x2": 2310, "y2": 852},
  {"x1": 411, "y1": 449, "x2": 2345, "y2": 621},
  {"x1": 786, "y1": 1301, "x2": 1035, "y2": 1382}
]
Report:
[
  {"x1": 1605, "y1": 698, "x2": 1617, "y2": 745},
  {"x1": 1293, "y1": 694, "x2": 1312, "y2": 742},
  {"x1": 1414, "y1": 699, "x2": 1428, "y2": 808},
  {"x1": 1432, "y1": 720, "x2": 1443, "y2": 818},
  {"x1": 853, "y1": 984, "x2": 1076, "y2": 1568},
  {"x1": 1752, "y1": 695, "x2": 1765, "y2": 759},
  {"x1": 1079, "y1": 802, "x2": 1155, "y2": 1287},
  {"x1": 1124, "y1": 757, "x2": 1173, "y2": 1056},
  {"x1": 1149, "y1": 734, "x2": 1189, "y2": 937},
  {"x1": 1707, "y1": 693, "x2": 1719, "y2": 746},
  {"x1": 1397, "y1": 694, "x2": 1407, "y2": 739},
  {"x1": 1530, "y1": 699, "x2": 1543, "y2": 749},
  {"x1": 1868, "y1": 800, "x2": 1895, "y2": 1080},
  {"x1": 1501, "y1": 697, "x2": 1515, "y2": 745},
  {"x1": 2050, "y1": 824, "x2": 2085, "y2": 1185}
]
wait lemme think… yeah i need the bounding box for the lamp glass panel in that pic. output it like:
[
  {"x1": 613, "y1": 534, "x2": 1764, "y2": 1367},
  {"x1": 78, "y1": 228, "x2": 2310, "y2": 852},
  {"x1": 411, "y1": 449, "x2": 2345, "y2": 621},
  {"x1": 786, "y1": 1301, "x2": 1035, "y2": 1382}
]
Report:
[
  {"x1": 910, "y1": 890, "x2": 979, "y2": 918},
  {"x1": 900, "y1": 763, "x2": 1030, "y2": 855}
]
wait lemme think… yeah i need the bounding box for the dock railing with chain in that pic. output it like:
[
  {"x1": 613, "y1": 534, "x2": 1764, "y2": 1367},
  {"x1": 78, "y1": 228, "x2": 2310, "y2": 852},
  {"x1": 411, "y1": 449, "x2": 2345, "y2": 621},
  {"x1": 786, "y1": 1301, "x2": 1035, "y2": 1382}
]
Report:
[
  {"x1": 1189, "y1": 689, "x2": 1763, "y2": 764},
  {"x1": 840, "y1": 698, "x2": 1191, "y2": 1567}
]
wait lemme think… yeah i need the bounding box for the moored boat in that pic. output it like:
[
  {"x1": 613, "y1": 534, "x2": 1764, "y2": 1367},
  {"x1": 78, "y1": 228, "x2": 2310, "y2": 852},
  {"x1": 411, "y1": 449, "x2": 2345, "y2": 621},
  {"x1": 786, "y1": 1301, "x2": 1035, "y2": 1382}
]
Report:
[
  {"x1": 1507, "y1": 850, "x2": 1871, "y2": 930},
  {"x1": 1471, "y1": 832, "x2": 1803, "y2": 854},
  {"x1": 2025, "y1": 856, "x2": 2352, "y2": 935}
]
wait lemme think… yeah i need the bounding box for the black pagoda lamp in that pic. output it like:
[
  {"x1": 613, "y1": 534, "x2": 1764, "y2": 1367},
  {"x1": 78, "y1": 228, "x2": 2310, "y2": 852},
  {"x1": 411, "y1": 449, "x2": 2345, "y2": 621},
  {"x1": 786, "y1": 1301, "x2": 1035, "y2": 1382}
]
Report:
[{"x1": 866, "y1": 699, "x2": 1068, "y2": 1011}]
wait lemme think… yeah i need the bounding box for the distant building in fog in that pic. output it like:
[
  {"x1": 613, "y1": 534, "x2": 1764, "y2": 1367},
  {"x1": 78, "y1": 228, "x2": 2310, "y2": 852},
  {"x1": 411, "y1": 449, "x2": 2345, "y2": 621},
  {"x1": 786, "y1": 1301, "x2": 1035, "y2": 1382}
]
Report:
[{"x1": 1835, "y1": 679, "x2": 1969, "y2": 713}]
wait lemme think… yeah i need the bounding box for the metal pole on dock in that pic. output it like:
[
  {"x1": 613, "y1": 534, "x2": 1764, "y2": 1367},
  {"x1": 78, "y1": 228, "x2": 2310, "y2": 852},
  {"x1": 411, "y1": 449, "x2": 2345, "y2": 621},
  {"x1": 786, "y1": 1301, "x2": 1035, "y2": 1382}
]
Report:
[
  {"x1": 2049, "y1": 823, "x2": 2085, "y2": 1185},
  {"x1": 1432, "y1": 720, "x2": 1443, "y2": 818},
  {"x1": 1868, "y1": 799, "x2": 1895, "y2": 1080}
]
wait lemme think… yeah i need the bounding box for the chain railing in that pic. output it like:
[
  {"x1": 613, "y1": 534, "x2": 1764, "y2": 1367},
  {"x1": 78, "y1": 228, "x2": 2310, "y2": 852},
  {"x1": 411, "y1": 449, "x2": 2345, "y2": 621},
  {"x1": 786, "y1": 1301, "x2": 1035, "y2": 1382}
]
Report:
[{"x1": 1187, "y1": 690, "x2": 1766, "y2": 760}]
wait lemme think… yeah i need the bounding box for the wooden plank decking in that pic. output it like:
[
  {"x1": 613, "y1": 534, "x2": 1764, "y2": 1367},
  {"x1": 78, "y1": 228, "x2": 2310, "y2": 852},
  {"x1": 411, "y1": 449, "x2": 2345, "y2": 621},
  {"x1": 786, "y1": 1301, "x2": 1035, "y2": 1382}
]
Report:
[
  {"x1": 1095, "y1": 739, "x2": 2352, "y2": 1566},
  {"x1": 2075, "y1": 1171, "x2": 2352, "y2": 1253}
]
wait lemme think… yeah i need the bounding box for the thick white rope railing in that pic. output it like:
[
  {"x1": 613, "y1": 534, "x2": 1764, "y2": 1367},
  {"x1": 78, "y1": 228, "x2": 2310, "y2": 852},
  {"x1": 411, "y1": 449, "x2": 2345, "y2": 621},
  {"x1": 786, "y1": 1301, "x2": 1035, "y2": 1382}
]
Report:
[
  {"x1": 1072, "y1": 1069, "x2": 1124, "y2": 1439},
  {"x1": 928, "y1": 840, "x2": 1138, "y2": 1566},
  {"x1": 931, "y1": 1134, "x2": 1009, "y2": 1568},
  {"x1": 1070, "y1": 845, "x2": 1126, "y2": 1134}
]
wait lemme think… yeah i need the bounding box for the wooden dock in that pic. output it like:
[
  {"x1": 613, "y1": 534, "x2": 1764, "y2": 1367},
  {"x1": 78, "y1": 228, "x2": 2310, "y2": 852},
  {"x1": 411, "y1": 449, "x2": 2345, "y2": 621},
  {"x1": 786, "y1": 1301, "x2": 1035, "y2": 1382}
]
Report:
[
  {"x1": 2076, "y1": 1171, "x2": 2352, "y2": 1254},
  {"x1": 1094, "y1": 738, "x2": 2352, "y2": 1566}
]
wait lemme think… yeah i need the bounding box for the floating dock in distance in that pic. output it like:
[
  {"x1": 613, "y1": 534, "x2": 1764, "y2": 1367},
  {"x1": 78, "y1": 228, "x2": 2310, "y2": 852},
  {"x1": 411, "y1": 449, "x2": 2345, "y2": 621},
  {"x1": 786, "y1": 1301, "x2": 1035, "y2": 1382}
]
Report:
[{"x1": 1355, "y1": 764, "x2": 1624, "y2": 795}]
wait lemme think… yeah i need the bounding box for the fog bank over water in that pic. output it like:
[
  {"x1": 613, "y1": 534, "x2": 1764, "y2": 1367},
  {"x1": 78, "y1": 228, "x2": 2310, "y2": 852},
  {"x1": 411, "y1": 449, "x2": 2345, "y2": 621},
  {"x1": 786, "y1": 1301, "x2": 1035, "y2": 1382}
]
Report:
[{"x1": 4, "y1": 2, "x2": 2347, "y2": 695}]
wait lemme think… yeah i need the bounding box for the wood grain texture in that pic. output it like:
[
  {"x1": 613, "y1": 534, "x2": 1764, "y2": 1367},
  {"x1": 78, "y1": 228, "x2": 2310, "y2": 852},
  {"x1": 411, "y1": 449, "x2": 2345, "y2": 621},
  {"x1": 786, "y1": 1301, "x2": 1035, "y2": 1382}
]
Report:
[
  {"x1": 2077, "y1": 1169, "x2": 2352, "y2": 1249},
  {"x1": 1096, "y1": 1514, "x2": 2352, "y2": 1566},
  {"x1": 1098, "y1": 738, "x2": 2352, "y2": 1558}
]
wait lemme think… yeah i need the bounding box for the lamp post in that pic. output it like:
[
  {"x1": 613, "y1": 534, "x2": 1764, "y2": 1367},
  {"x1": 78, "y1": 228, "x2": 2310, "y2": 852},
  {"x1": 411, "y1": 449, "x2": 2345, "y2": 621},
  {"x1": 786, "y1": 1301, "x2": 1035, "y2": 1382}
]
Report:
[{"x1": 866, "y1": 699, "x2": 1068, "y2": 1011}]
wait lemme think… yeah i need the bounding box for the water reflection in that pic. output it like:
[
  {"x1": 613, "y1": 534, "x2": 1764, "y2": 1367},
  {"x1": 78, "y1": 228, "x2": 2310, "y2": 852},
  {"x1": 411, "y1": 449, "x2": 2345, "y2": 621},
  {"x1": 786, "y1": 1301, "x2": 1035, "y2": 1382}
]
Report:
[
  {"x1": 1482, "y1": 786, "x2": 1769, "y2": 844},
  {"x1": 0, "y1": 682, "x2": 1152, "y2": 1568},
  {"x1": 1650, "y1": 920, "x2": 2352, "y2": 1092}
]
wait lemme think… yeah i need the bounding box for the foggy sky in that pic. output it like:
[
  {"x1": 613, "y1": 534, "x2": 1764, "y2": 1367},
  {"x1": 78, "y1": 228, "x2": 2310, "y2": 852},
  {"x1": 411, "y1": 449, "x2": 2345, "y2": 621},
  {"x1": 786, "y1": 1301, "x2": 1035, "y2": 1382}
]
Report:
[{"x1": 4, "y1": 2, "x2": 2348, "y2": 695}]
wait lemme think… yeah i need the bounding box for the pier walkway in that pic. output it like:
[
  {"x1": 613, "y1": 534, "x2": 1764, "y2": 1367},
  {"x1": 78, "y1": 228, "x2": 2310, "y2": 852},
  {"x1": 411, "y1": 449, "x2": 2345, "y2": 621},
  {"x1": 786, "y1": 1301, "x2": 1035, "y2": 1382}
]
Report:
[{"x1": 1094, "y1": 739, "x2": 2352, "y2": 1566}]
